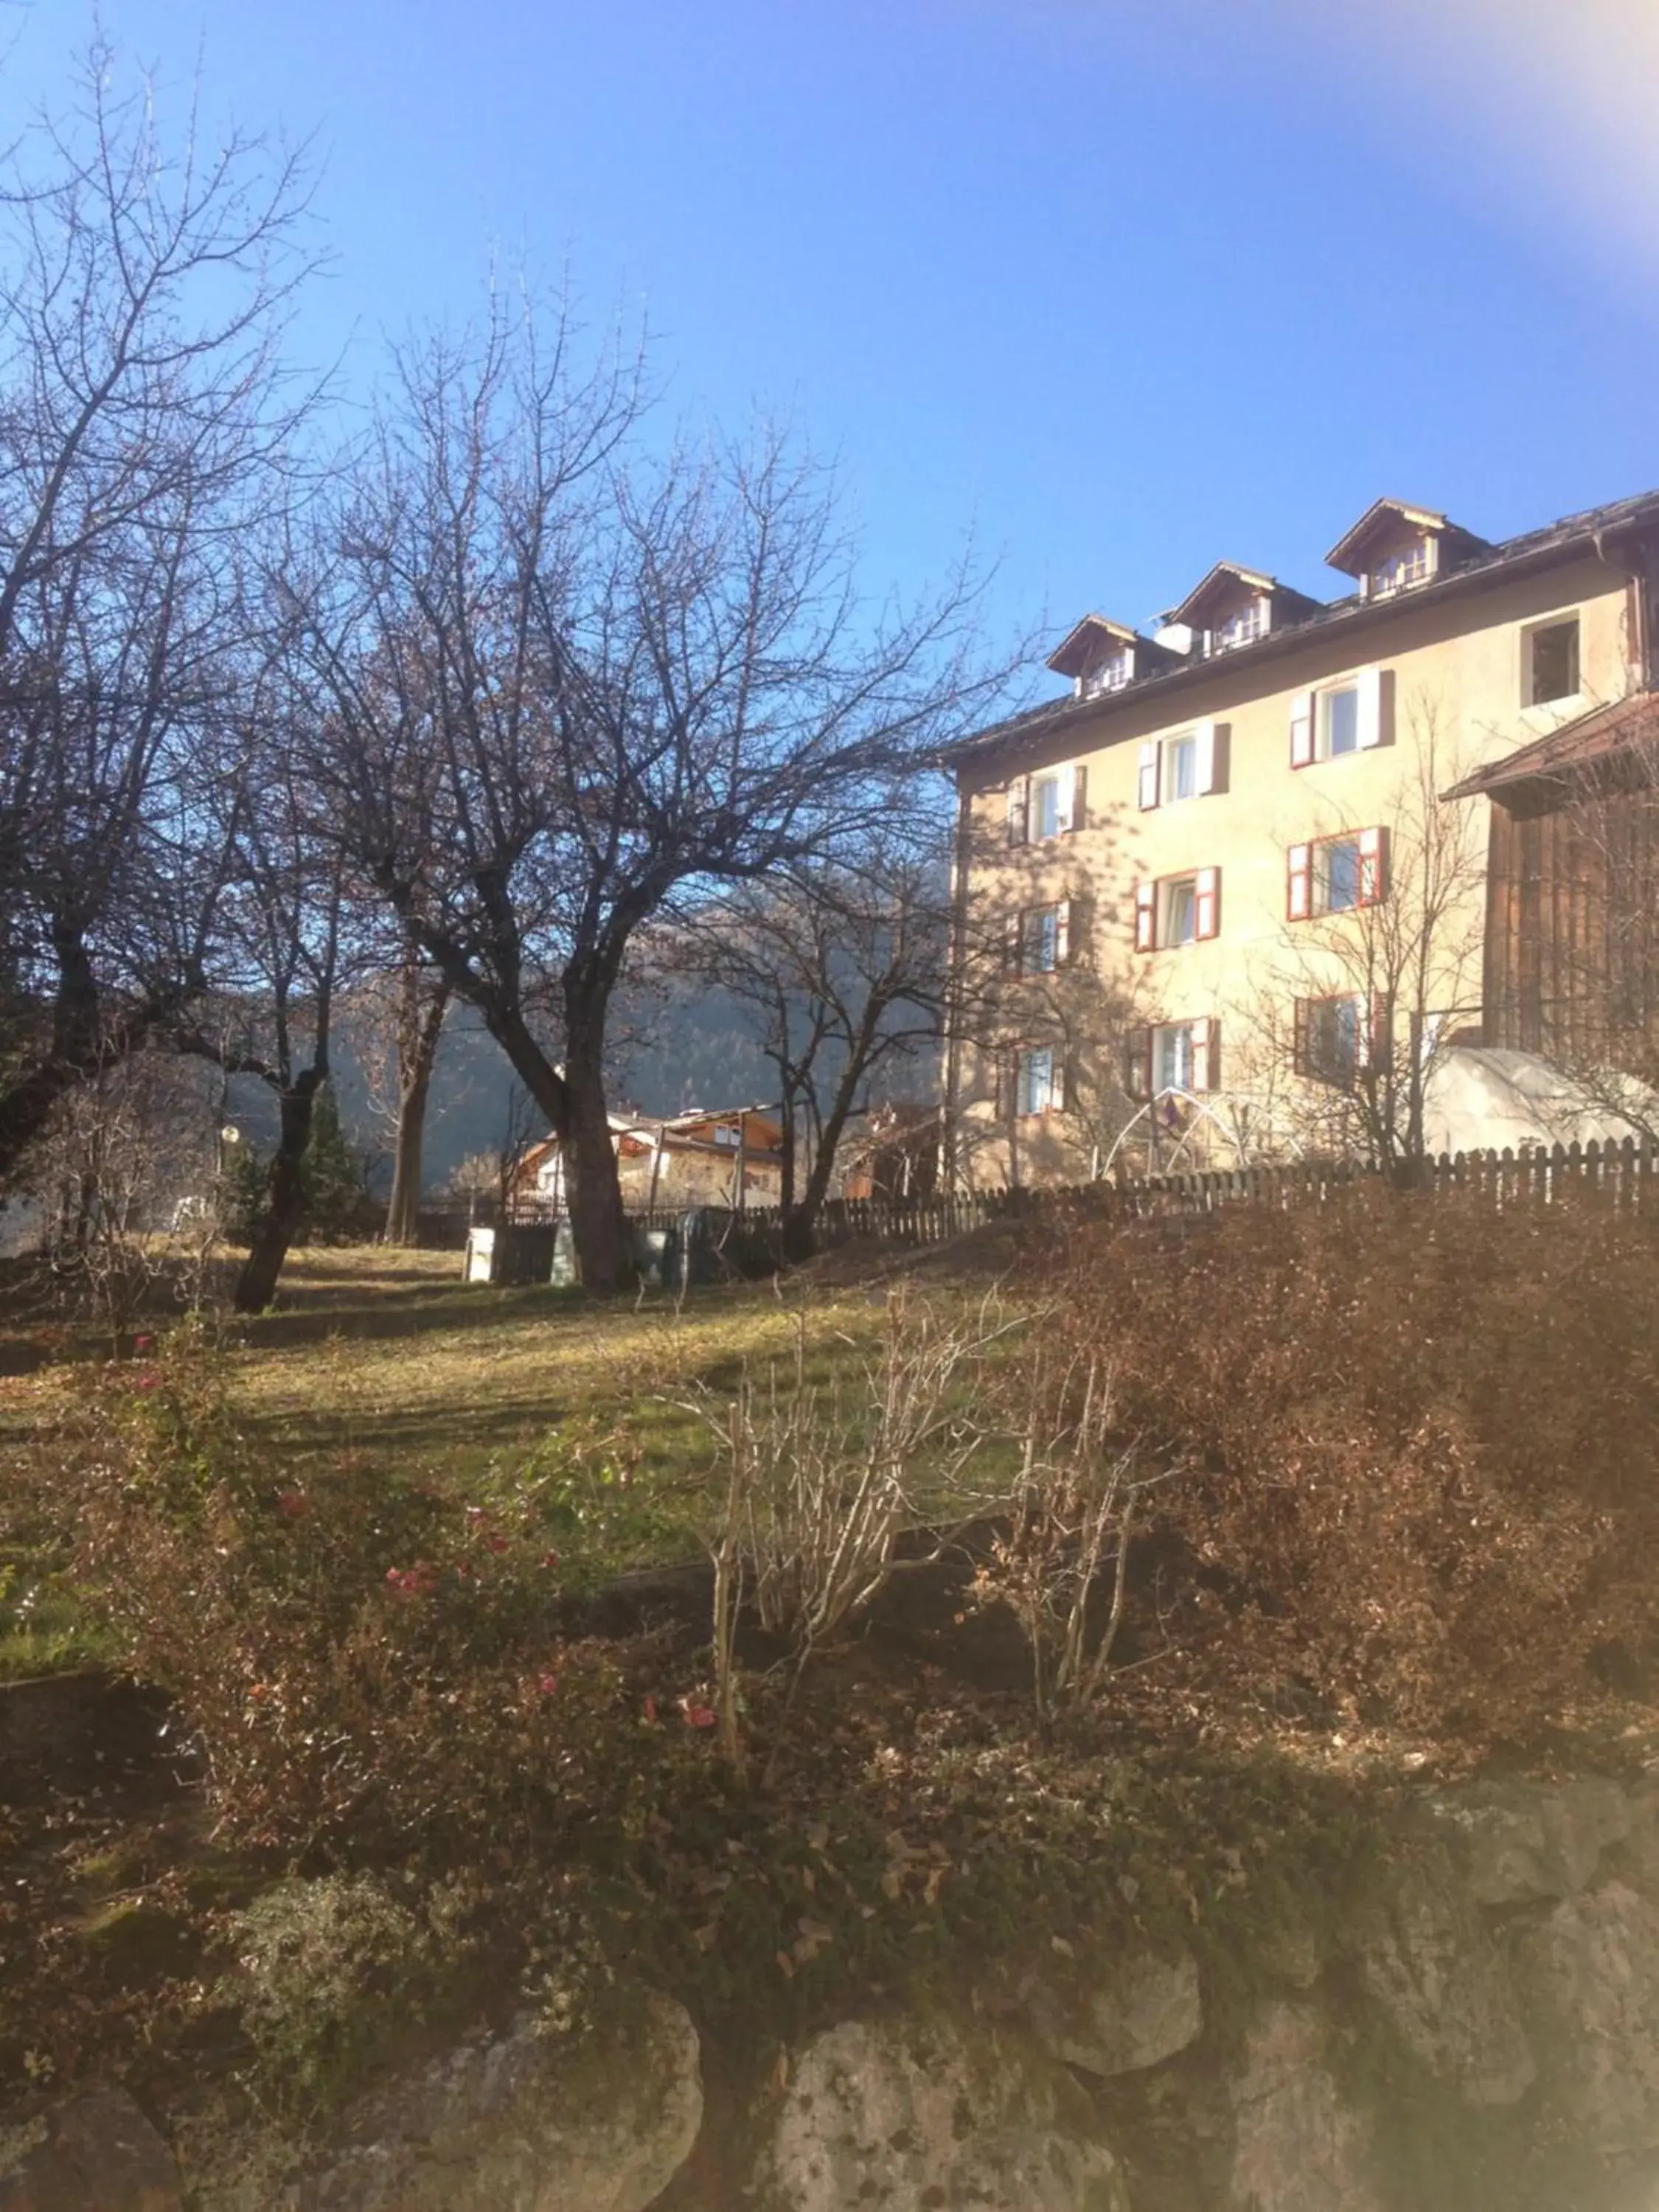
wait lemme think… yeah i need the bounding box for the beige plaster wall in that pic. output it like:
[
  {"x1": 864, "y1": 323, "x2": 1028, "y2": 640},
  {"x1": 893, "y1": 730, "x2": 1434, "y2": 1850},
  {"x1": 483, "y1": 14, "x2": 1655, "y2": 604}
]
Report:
[{"x1": 953, "y1": 555, "x2": 1637, "y2": 1184}]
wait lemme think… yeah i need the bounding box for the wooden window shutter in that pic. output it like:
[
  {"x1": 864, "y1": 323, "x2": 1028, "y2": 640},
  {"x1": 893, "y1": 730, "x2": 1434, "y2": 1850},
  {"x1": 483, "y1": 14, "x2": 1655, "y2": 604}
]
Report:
[
  {"x1": 1054, "y1": 901, "x2": 1070, "y2": 967},
  {"x1": 1137, "y1": 742, "x2": 1159, "y2": 810},
  {"x1": 1290, "y1": 692, "x2": 1315, "y2": 769},
  {"x1": 1124, "y1": 1029, "x2": 1152, "y2": 1099},
  {"x1": 1368, "y1": 993, "x2": 1394, "y2": 1068},
  {"x1": 1006, "y1": 778, "x2": 1029, "y2": 845},
  {"x1": 1069, "y1": 762, "x2": 1088, "y2": 831},
  {"x1": 1293, "y1": 998, "x2": 1310, "y2": 1077},
  {"x1": 1062, "y1": 896, "x2": 1090, "y2": 964},
  {"x1": 1192, "y1": 1016, "x2": 1218, "y2": 1093},
  {"x1": 1134, "y1": 880, "x2": 1157, "y2": 953},
  {"x1": 1194, "y1": 866, "x2": 1220, "y2": 940},
  {"x1": 1357, "y1": 666, "x2": 1393, "y2": 750},
  {"x1": 1358, "y1": 824, "x2": 1389, "y2": 904},
  {"x1": 1194, "y1": 720, "x2": 1229, "y2": 796},
  {"x1": 1287, "y1": 843, "x2": 1312, "y2": 921}
]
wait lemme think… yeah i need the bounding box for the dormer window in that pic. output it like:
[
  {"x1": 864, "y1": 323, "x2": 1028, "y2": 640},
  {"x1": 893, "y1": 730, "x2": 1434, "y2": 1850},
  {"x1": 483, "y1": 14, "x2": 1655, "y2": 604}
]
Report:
[
  {"x1": 1210, "y1": 600, "x2": 1267, "y2": 655},
  {"x1": 1044, "y1": 614, "x2": 1183, "y2": 696},
  {"x1": 1168, "y1": 563, "x2": 1322, "y2": 661},
  {"x1": 1082, "y1": 647, "x2": 1133, "y2": 698},
  {"x1": 1370, "y1": 542, "x2": 1431, "y2": 597},
  {"x1": 1326, "y1": 499, "x2": 1489, "y2": 599}
]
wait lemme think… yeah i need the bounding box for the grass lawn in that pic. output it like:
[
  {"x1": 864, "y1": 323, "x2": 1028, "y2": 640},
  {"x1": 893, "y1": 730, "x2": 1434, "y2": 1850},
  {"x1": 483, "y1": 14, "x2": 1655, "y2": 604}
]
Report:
[{"x1": 0, "y1": 1245, "x2": 912, "y2": 1678}]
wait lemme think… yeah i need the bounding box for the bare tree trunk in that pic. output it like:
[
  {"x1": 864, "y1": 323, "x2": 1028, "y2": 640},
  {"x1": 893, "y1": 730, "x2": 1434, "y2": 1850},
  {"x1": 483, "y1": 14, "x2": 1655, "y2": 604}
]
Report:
[
  {"x1": 560, "y1": 1033, "x2": 630, "y2": 1293},
  {"x1": 383, "y1": 970, "x2": 449, "y2": 1245},
  {"x1": 234, "y1": 1071, "x2": 322, "y2": 1313}
]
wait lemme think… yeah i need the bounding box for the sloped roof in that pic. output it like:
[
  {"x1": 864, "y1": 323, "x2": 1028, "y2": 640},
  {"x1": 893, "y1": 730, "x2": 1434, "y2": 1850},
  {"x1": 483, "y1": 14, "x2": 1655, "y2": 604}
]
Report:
[
  {"x1": 1325, "y1": 498, "x2": 1490, "y2": 577},
  {"x1": 1444, "y1": 691, "x2": 1659, "y2": 799},
  {"x1": 1169, "y1": 561, "x2": 1323, "y2": 629},
  {"x1": 945, "y1": 485, "x2": 1659, "y2": 772}
]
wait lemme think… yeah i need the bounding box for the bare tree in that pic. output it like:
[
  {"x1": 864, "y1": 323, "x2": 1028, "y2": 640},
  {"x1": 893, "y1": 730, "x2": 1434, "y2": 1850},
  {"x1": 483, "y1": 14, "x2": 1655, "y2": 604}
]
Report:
[
  {"x1": 289, "y1": 299, "x2": 1011, "y2": 1290},
  {"x1": 175, "y1": 655, "x2": 366, "y2": 1312},
  {"x1": 1259, "y1": 703, "x2": 1485, "y2": 1180},
  {"x1": 336, "y1": 926, "x2": 453, "y2": 1244},
  {"x1": 0, "y1": 40, "x2": 320, "y2": 1187},
  {"x1": 678, "y1": 815, "x2": 953, "y2": 1256}
]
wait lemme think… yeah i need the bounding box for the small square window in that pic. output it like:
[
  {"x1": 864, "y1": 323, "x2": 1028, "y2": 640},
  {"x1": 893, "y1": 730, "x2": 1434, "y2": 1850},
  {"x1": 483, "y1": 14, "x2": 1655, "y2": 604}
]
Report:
[
  {"x1": 1163, "y1": 877, "x2": 1198, "y2": 947},
  {"x1": 1524, "y1": 618, "x2": 1579, "y2": 707},
  {"x1": 1164, "y1": 733, "x2": 1196, "y2": 801},
  {"x1": 1155, "y1": 1022, "x2": 1194, "y2": 1092},
  {"x1": 1299, "y1": 995, "x2": 1362, "y2": 1087},
  {"x1": 1319, "y1": 838, "x2": 1362, "y2": 914},
  {"x1": 1371, "y1": 543, "x2": 1430, "y2": 597},
  {"x1": 1023, "y1": 905, "x2": 1060, "y2": 974},
  {"x1": 1321, "y1": 686, "x2": 1360, "y2": 757},
  {"x1": 1018, "y1": 1047, "x2": 1056, "y2": 1116},
  {"x1": 1031, "y1": 775, "x2": 1062, "y2": 839}
]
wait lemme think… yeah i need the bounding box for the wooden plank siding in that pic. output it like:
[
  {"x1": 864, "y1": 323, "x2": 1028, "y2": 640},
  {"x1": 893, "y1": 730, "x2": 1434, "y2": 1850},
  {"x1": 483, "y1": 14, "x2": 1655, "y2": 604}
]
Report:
[{"x1": 1483, "y1": 775, "x2": 1659, "y2": 1064}]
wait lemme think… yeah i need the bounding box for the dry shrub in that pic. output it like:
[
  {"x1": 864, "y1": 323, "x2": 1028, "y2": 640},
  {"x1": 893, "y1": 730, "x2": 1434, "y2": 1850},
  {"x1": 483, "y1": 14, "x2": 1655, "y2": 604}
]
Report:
[
  {"x1": 1040, "y1": 1184, "x2": 1659, "y2": 1738},
  {"x1": 70, "y1": 1332, "x2": 644, "y2": 1856}
]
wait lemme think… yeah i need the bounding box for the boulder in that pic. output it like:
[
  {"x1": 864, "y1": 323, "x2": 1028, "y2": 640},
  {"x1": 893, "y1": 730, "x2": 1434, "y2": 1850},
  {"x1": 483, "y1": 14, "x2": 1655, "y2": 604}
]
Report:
[
  {"x1": 759, "y1": 2014, "x2": 1128, "y2": 2212},
  {"x1": 1355, "y1": 1846, "x2": 1534, "y2": 2106},
  {"x1": 296, "y1": 1993, "x2": 701, "y2": 2212},
  {"x1": 0, "y1": 2090, "x2": 182, "y2": 2212},
  {"x1": 1518, "y1": 1880, "x2": 1659, "y2": 2154},
  {"x1": 1029, "y1": 1940, "x2": 1203, "y2": 2077},
  {"x1": 1226, "y1": 2003, "x2": 1383, "y2": 2212},
  {"x1": 1419, "y1": 1778, "x2": 1630, "y2": 1905}
]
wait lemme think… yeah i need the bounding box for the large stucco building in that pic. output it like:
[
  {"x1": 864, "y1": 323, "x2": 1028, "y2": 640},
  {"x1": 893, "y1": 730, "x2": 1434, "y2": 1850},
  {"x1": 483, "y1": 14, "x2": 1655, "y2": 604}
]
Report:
[{"x1": 943, "y1": 490, "x2": 1659, "y2": 1185}]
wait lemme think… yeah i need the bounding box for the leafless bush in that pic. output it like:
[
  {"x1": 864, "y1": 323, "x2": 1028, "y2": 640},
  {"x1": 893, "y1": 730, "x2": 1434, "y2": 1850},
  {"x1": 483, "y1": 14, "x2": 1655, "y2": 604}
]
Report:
[
  {"x1": 692, "y1": 1290, "x2": 1022, "y2": 1758},
  {"x1": 21, "y1": 1053, "x2": 229, "y2": 1335},
  {"x1": 973, "y1": 1349, "x2": 1165, "y2": 1727}
]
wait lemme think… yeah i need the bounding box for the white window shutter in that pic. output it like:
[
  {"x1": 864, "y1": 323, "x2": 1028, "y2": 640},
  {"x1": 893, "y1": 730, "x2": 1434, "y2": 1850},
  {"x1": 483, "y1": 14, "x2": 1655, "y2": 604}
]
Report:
[
  {"x1": 1287, "y1": 844, "x2": 1312, "y2": 922},
  {"x1": 1137, "y1": 742, "x2": 1159, "y2": 810},
  {"x1": 1195, "y1": 866, "x2": 1220, "y2": 940},
  {"x1": 1192, "y1": 1017, "x2": 1213, "y2": 1093},
  {"x1": 1054, "y1": 764, "x2": 1075, "y2": 835},
  {"x1": 1071, "y1": 762, "x2": 1088, "y2": 831},
  {"x1": 1134, "y1": 880, "x2": 1156, "y2": 953},
  {"x1": 1006, "y1": 778, "x2": 1029, "y2": 845},
  {"x1": 1049, "y1": 1057, "x2": 1066, "y2": 1112},
  {"x1": 1359, "y1": 824, "x2": 1388, "y2": 903},
  {"x1": 1357, "y1": 667, "x2": 1391, "y2": 749},
  {"x1": 1004, "y1": 916, "x2": 1020, "y2": 973},
  {"x1": 1290, "y1": 692, "x2": 1315, "y2": 768},
  {"x1": 1195, "y1": 720, "x2": 1229, "y2": 796},
  {"x1": 1055, "y1": 901, "x2": 1071, "y2": 965}
]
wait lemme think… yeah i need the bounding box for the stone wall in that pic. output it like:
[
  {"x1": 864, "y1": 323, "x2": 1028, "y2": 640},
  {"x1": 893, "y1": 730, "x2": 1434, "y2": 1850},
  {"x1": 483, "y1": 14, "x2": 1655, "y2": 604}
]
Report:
[{"x1": 10, "y1": 1774, "x2": 1659, "y2": 2212}]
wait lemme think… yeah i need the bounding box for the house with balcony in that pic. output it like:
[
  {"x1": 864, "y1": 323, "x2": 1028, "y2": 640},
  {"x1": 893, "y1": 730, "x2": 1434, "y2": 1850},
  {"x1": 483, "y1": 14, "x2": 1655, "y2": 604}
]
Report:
[{"x1": 944, "y1": 489, "x2": 1659, "y2": 1184}]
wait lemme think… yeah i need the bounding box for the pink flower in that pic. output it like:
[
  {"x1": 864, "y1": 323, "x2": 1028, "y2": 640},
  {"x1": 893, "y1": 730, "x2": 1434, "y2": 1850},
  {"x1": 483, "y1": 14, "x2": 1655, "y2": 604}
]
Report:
[
  {"x1": 643, "y1": 1695, "x2": 658, "y2": 1725},
  {"x1": 484, "y1": 1532, "x2": 508, "y2": 1554},
  {"x1": 133, "y1": 1334, "x2": 153, "y2": 1352},
  {"x1": 131, "y1": 1371, "x2": 161, "y2": 1392},
  {"x1": 277, "y1": 1491, "x2": 310, "y2": 1520},
  {"x1": 536, "y1": 1672, "x2": 560, "y2": 1697},
  {"x1": 681, "y1": 1699, "x2": 717, "y2": 1731},
  {"x1": 385, "y1": 1561, "x2": 437, "y2": 1596},
  {"x1": 539, "y1": 1551, "x2": 561, "y2": 1571}
]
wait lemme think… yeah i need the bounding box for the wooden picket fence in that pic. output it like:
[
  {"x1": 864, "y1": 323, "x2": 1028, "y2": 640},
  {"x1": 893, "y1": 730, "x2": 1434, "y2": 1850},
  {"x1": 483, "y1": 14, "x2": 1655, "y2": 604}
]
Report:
[{"x1": 742, "y1": 1136, "x2": 1659, "y2": 1251}]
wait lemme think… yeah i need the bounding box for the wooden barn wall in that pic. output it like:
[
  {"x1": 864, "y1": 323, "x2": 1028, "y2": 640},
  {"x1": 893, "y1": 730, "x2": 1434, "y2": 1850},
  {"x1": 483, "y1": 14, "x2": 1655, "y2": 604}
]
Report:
[{"x1": 1484, "y1": 782, "x2": 1659, "y2": 1060}]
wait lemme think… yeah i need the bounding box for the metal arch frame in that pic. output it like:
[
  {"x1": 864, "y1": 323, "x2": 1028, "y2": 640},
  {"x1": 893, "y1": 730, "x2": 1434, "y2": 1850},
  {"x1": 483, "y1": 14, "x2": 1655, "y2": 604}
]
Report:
[{"x1": 1099, "y1": 1087, "x2": 1310, "y2": 1178}]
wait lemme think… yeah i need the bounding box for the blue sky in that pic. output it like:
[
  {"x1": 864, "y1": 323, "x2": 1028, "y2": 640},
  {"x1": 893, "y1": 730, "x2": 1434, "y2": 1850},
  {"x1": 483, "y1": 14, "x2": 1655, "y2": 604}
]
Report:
[{"x1": 10, "y1": 0, "x2": 1658, "y2": 693}]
